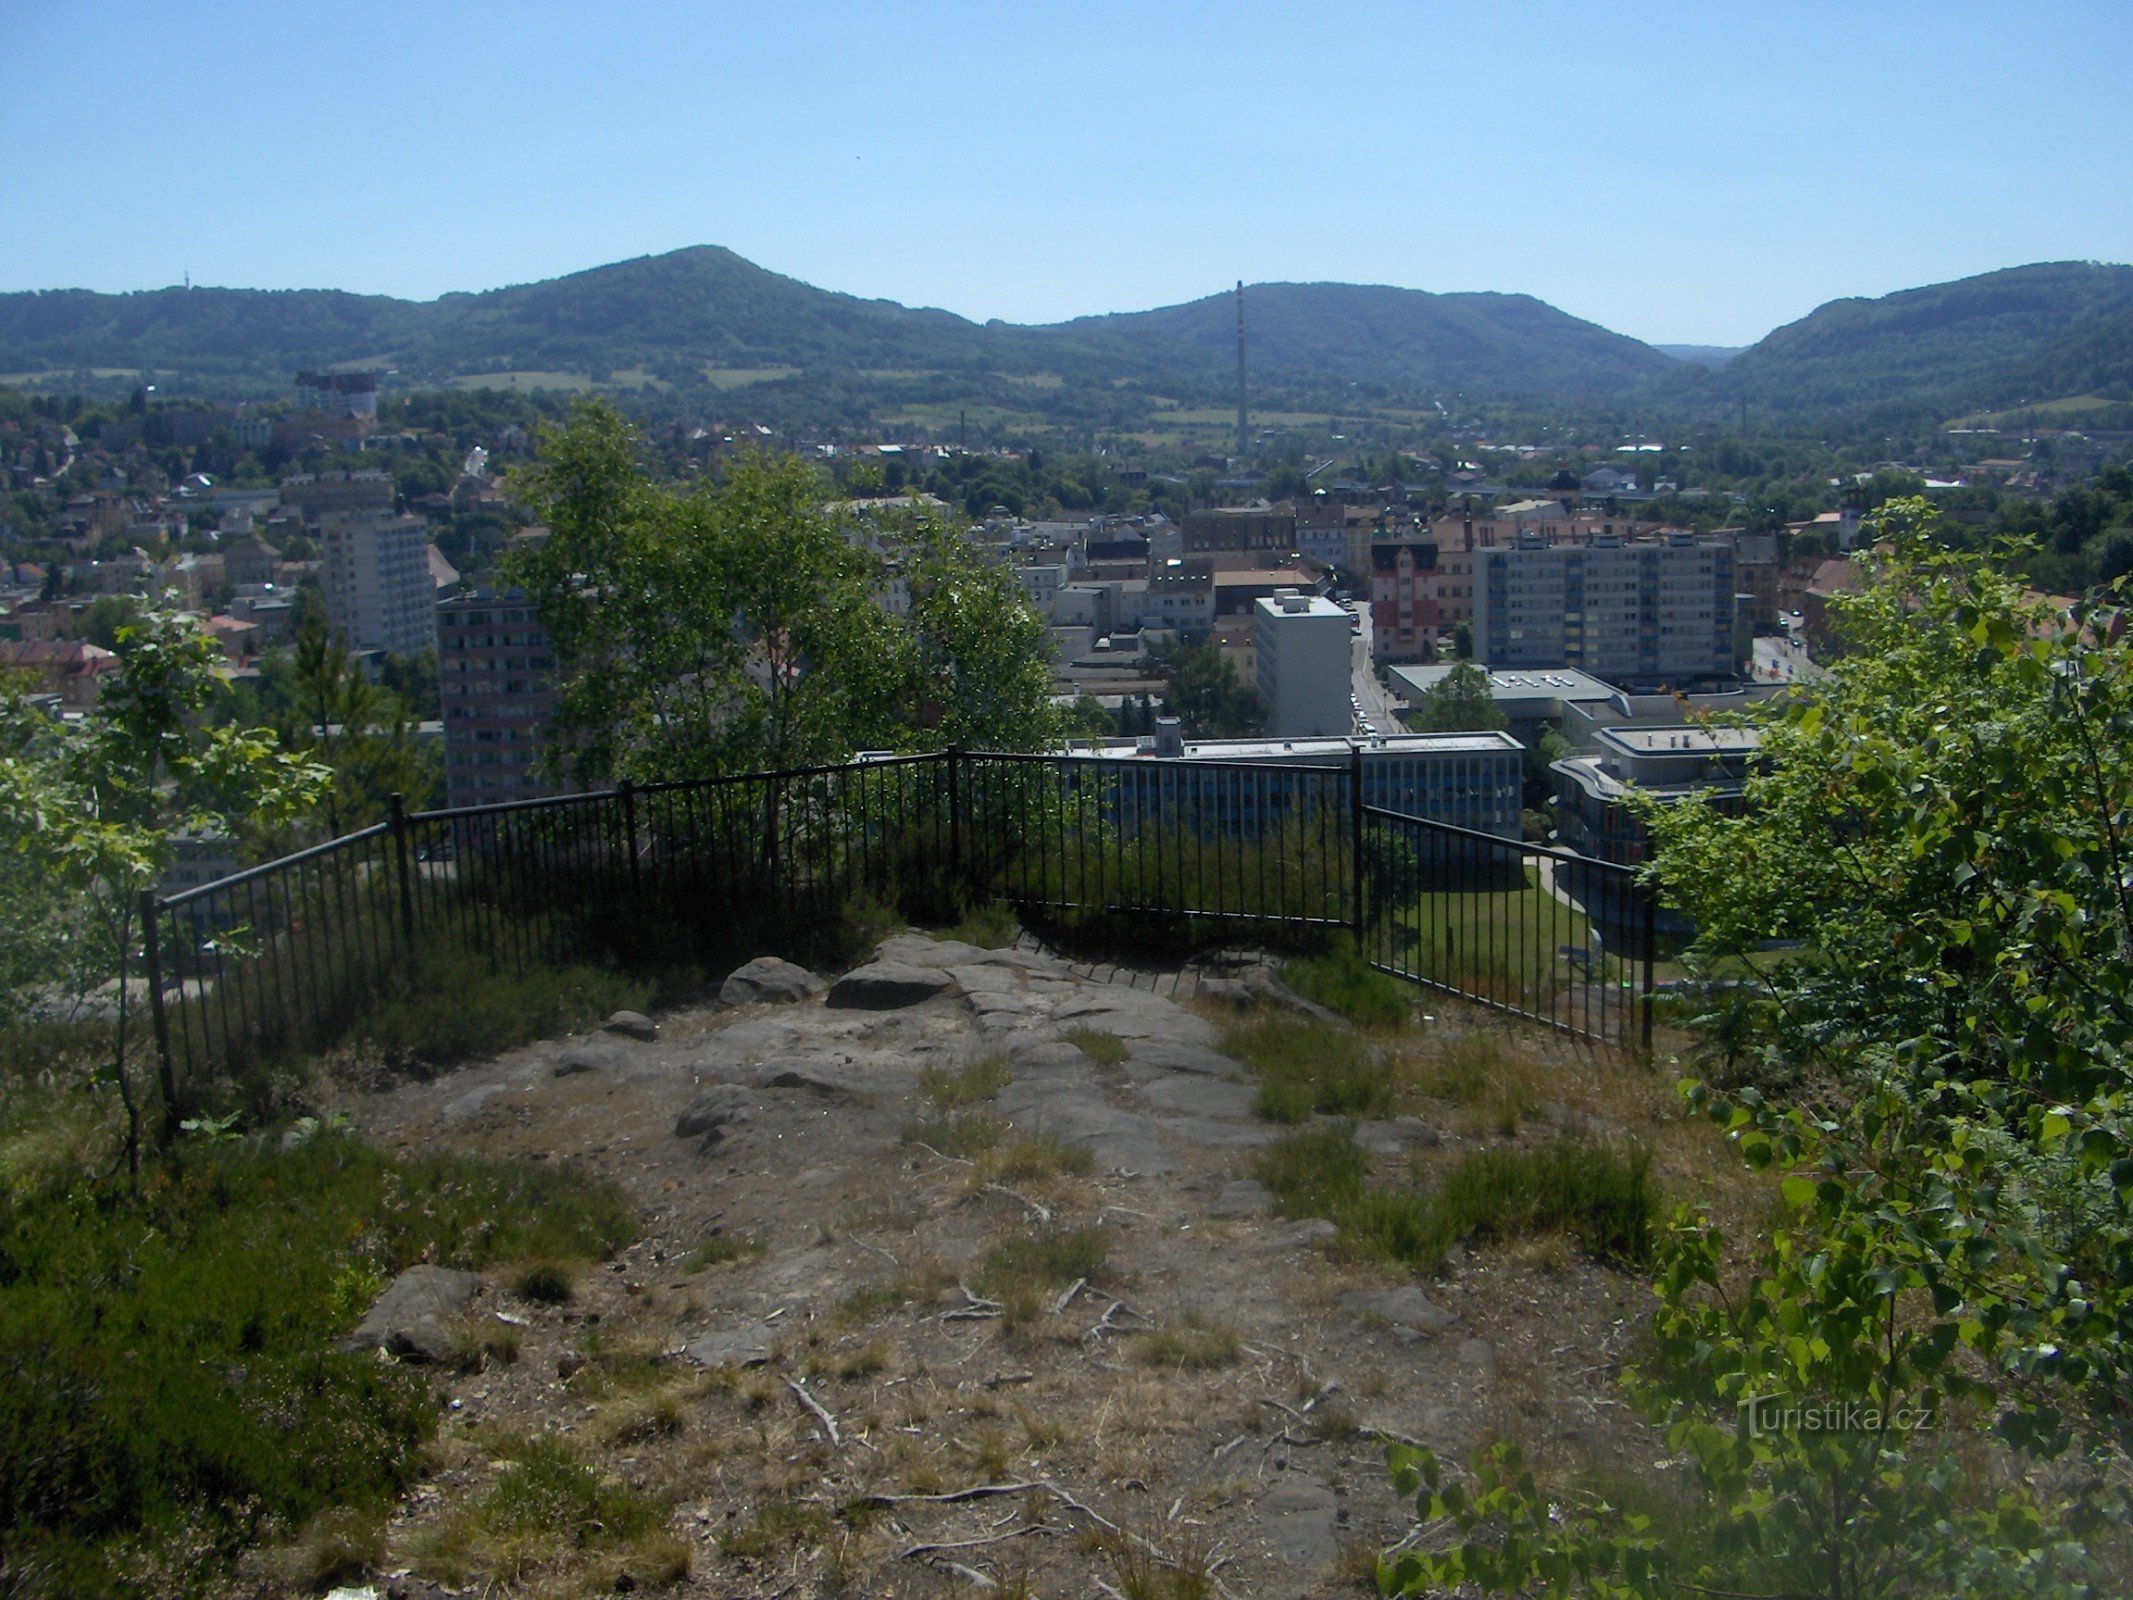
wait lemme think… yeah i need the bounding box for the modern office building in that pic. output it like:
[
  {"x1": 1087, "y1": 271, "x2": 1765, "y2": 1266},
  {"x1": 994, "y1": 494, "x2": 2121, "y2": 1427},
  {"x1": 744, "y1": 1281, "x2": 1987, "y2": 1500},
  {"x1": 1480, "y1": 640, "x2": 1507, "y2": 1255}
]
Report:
[
  {"x1": 436, "y1": 590, "x2": 561, "y2": 808},
  {"x1": 1472, "y1": 533, "x2": 1737, "y2": 685},
  {"x1": 1059, "y1": 729, "x2": 1525, "y2": 839},
  {"x1": 1551, "y1": 724, "x2": 1762, "y2": 867},
  {"x1": 1254, "y1": 591, "x2": 1354, "y2": 737},
  {"x1": 321, "y1": 510, "x2": 439, "y2": 656}
]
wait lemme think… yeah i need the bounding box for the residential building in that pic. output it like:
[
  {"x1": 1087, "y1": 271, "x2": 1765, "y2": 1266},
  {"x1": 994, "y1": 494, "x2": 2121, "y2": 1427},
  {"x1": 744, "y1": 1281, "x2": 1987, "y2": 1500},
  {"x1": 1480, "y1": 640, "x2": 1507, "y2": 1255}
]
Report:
[
  {"x1": 0, "y1": 638, "x2": 120, "y2": 707},
  {"x1": 282, "y1": 469, "x2": 394, "y2": 523},
  {"x1": 295, "y1": 370, "x2": 380, "y2": 419},
  {"x1": 1735, "y1": 531, "x2": 1781, "y2": 635},
  {"x1": 1182, "y1": 504, "x2": 1295, "y2": 556},
  {"x1": 321, "y1": 510, "x2": 439, "y2": 656},
  {"x1": 1368, "y1": 539, "x2": 1440, "y2": 662},
  {"x1": 1143, "y1": 560, "x2": 1214, "y2": 638},
  {"x1": 1255, "y1": 591, "x2": 1354, "y2": 738},
  {"x1": 437, "y1": 590, "x2": 561, "y2": 808},
  {"x1": 1472, "y1": 533, "x2": 1738, "y2": 686}
]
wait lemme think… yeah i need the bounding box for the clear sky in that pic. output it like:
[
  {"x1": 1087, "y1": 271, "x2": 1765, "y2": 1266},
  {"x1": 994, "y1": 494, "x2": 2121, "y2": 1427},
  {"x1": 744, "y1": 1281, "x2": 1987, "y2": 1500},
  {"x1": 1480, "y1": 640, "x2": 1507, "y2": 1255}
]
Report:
[{"x1": 2, "y1": 1, "x2": 2128, "y2": 347}]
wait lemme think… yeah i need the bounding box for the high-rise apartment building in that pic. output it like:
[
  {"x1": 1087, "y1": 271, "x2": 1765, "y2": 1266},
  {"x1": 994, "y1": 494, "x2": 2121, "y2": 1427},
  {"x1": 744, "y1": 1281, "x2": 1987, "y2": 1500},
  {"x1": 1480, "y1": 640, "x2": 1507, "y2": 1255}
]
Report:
[
  {"x1": 1472, "y1": 533, "x2": 1737, "y2": 685},
  {"x1": 436, "y1": 589, "x2": 560, "y2": 807},
  {"x1": 1254, "y1": 591, "x2": 1354, "y2": 737},
  {"x1": 321, "y1": 509, "x2": 439, "y2": 657}
]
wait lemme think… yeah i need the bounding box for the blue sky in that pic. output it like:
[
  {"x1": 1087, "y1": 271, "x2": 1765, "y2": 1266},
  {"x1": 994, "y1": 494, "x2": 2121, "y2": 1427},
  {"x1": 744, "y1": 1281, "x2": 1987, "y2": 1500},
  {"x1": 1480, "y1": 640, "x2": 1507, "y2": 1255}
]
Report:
[{"x1": 2, "y1": 2, "x2": 2128, "y2": 346}]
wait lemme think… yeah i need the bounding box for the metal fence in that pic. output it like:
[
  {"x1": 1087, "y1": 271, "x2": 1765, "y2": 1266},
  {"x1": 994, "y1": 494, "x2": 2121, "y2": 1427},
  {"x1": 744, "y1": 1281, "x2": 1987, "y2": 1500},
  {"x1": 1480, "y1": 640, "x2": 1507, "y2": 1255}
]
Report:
[{"x1": 142, "y1": 747, "x2": 1655, "y2": 1115}]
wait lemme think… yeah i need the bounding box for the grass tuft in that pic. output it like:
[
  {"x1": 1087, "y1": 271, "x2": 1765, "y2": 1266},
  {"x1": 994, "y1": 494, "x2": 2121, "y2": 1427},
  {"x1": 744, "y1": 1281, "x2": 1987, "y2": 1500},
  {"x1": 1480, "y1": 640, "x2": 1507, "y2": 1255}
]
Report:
[
  {"x1": 976, "y1": 1224, "x2": 1110, "y2": 1294},
  {"x1": 1226, "y1": 1016, "x2": 1400, "y2": 1123},
  {"x1": 1063, "y1": 1027, "x2": 1130, "y2": 1065},
  {"x1": 684, "y1": 1230, "x2": 765, "y2": 1272},
  {"x1": 918, "y1": 1055, "x2": 1013, "y2": 1111},
  {"x1": 1280, "y1": 936, "x2": 1412, "y2": 1028}
]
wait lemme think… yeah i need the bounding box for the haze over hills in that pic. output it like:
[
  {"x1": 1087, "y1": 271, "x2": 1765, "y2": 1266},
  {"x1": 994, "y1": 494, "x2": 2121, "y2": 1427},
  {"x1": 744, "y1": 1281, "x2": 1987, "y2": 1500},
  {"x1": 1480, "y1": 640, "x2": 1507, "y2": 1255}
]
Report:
[{"x1": 0, "y1": 247, "x2": 2128, "y2": 425}]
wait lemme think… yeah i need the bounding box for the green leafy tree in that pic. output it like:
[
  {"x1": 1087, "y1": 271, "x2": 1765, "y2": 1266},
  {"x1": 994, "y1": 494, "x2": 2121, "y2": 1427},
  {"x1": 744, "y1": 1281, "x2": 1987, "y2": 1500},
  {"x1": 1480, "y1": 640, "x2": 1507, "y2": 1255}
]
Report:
[
  {"x1": 1378, "y1": 501, "x2": 2128, "y2": 1596},
  {"x1": 505, "y1": 400, "x2": 1053, "y2": 781},
  {"x1": 1152, "y1": 637, "x2": 1263, "y2": 738},
  {"x1": 0, "y1": 604, "x2": 326, "y2": 1170},
  {"x1": 283, "y1": 610, "x2": 439, "y2": 831},
  {"x1": 1406, "y1": 661, "x2": 1505, "y2": 733}
]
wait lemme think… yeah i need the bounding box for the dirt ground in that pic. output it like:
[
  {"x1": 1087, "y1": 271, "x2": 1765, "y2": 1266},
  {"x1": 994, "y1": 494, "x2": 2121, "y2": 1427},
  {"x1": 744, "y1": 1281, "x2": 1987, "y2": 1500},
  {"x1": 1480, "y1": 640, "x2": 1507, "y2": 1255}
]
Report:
[{"x1": 321, "y1": 932, "x2": 1725, "y2": 1600}]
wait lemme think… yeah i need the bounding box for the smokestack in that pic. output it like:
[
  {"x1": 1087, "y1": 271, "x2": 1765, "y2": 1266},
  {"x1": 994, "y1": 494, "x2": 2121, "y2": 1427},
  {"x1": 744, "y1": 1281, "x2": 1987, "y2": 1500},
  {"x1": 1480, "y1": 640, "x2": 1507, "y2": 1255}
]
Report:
[{"x1": 1235, "y1": 280, "x2": 1247, "y2": 462}]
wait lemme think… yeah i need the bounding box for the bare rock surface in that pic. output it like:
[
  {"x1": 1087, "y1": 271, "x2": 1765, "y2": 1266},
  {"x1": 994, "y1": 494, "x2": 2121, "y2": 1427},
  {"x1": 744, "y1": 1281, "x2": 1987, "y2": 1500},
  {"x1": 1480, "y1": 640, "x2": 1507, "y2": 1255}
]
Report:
[{"x1": 339, "y1": 929, "x2": 1657, "y2": 1599}]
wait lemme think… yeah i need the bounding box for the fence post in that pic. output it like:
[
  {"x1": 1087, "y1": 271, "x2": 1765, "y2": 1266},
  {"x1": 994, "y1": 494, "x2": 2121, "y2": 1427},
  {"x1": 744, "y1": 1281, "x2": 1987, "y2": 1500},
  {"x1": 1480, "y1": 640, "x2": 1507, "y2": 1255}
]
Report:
[
  {"x1": 138, "y1": 889, "x2": 179, "y2": 1142},
  {"x1": 619, "y1": 779, "x2": 641, "y2": 892},
  {"x1": 946, "y1": 748, "x2": 964, "y2": 900},
  {"x1": 1640, "y1": 882, "x2": 1657, "y2": 1054},
  {"x1": 1348, "y1": 744, "x2": 1365, "y2": 940},
  {"x1": 389, "y1": 791, "x2": 416, "y2": 951}
]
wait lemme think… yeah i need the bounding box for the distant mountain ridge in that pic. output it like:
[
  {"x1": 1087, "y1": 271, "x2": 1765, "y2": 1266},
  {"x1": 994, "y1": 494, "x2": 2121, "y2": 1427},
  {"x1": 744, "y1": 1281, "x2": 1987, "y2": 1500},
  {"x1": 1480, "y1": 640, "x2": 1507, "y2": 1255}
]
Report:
[{"x1": 1, "y1": 248, "x2": 2129, "y2": 421}]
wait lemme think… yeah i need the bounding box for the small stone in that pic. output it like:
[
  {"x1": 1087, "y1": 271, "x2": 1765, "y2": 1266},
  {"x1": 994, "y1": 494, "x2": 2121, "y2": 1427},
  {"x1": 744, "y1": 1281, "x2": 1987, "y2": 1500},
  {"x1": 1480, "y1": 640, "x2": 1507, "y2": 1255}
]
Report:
[
  {"x1": 340, "y1": 1265, "x2": 481, "y2": 1365},
  {"x1": 558, "y1": 1350, "x2": 587, "y2": 1379},
  {"x1": 1206, "y1": 1178, "x2": 1272, "y2": 1219},
  {"x1": 1271, "y1": 1218, "x2": 1339, "y2": 1248},
  {"x1": 555, "y1": 1041, "x2": 625, "y2": 1077},
  {"x1": 603, "y1": 1010, "x2": 658, "y2": 1041},
  {"x1": 1340, "y1": 1284, "x2": 1459, "y2": 1339},
  {"x1": 675, "y1": 1083, "x2": 753, "y2": 1138},
  {"x1": 719, "y1": 956, "x2": 823, "y2": 1008}
]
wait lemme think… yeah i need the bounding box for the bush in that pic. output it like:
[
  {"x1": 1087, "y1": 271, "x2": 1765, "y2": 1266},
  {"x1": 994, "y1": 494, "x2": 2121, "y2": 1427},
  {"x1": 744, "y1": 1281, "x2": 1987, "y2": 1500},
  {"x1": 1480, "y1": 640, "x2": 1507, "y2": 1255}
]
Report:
[
  {"x1": 1280, "y1": 936, "x2": 1412, "y2": 1028},
  {"x1": 1253, "y1": 1127, "x2": 1653, "y2": 1271},
  {"x1": 0, "y1": 1132, "x2": 636, "y2": 1598},
  {"x1": 360, "y1": 949, "x2": 655, "y2": 1070},
  {"x1": 1227, "y1": 1017, "x2": 1398, "y2": 1123}
]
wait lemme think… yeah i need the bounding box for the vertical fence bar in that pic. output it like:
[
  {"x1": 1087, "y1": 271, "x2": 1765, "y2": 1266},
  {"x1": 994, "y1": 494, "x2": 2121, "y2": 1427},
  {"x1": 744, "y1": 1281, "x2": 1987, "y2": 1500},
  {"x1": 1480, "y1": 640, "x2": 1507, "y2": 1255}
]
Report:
[
  {"x1": 1640, "y1": 881, "x2": 1657, "y2": 1054},
  {"x1": 139, "y1": 890, "x2": 177, "y2": 1140},
  {"x1": 389, "y1": 791, "x2": 416, "y2": 955},
  {"x1": 1348, "y1": 746, "x2": 1365, "y2": 940}
]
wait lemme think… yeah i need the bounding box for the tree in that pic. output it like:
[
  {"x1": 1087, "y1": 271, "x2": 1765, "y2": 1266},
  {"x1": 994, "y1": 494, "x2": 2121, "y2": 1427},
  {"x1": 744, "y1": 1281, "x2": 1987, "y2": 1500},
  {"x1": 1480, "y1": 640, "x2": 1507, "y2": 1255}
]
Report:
[
  {"x1": 1405, "y1": 662, "x2": 1504, "y2": 733},
  {"x1": 1451, "y1": 620, "x2": 1475, "y2": 660},
  {"x1": 1152, "y1": 638, "x2": 1263, "y2": 739},
  {"x1": 1381, "y1": 502, "x2": 2127, "y2": 1596},
  {"x1": 0, "y1": 604, "x2": 325, "y2": 1171},
  {"x1": 282, "y1": 610, "x2": 438, "y2": 832},
  {"x1": 505, "y1": 400, "x2": 1054, "y2": 782}
]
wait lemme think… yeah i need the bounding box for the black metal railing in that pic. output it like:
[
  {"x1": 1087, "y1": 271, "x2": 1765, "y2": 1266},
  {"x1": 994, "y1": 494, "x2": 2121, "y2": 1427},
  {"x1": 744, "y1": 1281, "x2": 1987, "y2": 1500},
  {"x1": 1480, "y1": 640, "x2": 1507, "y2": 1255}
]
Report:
[{"x1": 142, "y1": 747, "x2": 1655, "y2": 1116}]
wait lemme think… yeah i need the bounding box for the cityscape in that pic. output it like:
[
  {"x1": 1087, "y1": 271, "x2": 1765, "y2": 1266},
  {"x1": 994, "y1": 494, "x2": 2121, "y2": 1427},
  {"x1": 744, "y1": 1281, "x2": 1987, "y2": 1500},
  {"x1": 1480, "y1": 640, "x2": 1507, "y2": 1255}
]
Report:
[{"x1": 2, "y1": 6, "x2": 2130, "y2": 1600}]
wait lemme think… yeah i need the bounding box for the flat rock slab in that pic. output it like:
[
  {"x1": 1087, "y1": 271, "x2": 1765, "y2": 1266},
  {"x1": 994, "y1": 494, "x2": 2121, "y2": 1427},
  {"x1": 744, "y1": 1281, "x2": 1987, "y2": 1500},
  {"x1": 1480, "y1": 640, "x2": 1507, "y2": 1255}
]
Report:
[
  {"x1": 342, "y1": 1265, "x2": 480, "y2": 1364},
  {"x1": 1342, "y1": 1284, "x2": 1460, "y2": 1338},
  {"x1": 603, "y1": 1009, "x2": 658, "y2": 1041},
  {"x1": 826, "y1": 960, "x2": 957, "y2": 1010},
  {"x1": 1356, "y1": 1116, "x2": 1442, "y2": 1154},
  {"x1": 1207, "y1": 1178, "x2": 1273, "y2": 1218},
  {"x1": 1136, "y1": 1074, "x2": 1259, "y2": 1120},
  {"x1": 554, "y1": 1041, "x2": 628, "y2": 1076},
  {"x1": 1258, "y1": 1475, "x2": 1339, "y2": 1568},
  {"x1": 719, "y1": 956, "x2": 822, "y2": 1008},
  {"x1": 993, "y1": 1083, "x2": 1178, "y2": 1175},
  {"x1": 685, "y1": 1323, "x2": 777, "y2": 1368}
]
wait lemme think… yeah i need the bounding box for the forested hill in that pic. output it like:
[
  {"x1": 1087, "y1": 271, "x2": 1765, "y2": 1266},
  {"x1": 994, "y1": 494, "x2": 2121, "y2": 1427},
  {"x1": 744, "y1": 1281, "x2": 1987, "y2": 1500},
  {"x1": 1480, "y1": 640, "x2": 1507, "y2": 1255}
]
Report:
[
  {"x1": 1032, "y1": 282, "x2": 1680, "y2": 397},
  {"x1": 2, "y1": 248, "x2": 2131, "y2": 421},
  {"x1": 1711, "y1": 261, "x2": 2133, "y2": 414}
]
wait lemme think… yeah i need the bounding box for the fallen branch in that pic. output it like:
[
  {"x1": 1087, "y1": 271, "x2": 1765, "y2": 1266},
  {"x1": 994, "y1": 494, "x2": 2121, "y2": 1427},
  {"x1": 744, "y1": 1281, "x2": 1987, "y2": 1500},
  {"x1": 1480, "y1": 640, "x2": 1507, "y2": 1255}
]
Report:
[
  {"x1": 899, "y1": 1524, "x2": 1050, "y2": 1560},
  {"x1": 1053, "y1": 1277, "x2": 1086, "y2": 1313},
  {"x1": 985, "y1": 1184, "x2": 1053, "y2": 1223},
  {"x1": 786, "y1": 1378, "x2": 840, "y2": 1446}
]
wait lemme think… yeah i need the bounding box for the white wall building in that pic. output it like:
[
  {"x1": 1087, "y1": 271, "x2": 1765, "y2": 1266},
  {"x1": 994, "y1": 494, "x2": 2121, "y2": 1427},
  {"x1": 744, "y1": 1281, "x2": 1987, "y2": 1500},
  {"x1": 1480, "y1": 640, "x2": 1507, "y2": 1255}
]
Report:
[
  {"x1": 1254, "y1": 591, "x2": 1354, "y2": 738},
  {"x1": 322, "y1": 510, "x2": 440, "y2": 656},
  {"x1": 1472, "y1": 533, "x2": 1737, "y2": 685}
]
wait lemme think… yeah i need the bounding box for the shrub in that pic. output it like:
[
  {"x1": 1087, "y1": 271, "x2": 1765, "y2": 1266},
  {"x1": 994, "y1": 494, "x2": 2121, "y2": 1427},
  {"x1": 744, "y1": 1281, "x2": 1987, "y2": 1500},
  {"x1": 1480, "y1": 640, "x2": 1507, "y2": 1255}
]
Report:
[
  {"x1": 1063, "y1": 1027, "x2": 1130, "y2": 1065},
  {"x1": 976, "y1": 1224, "x2": 1109, "y2": 1293},
  {"x1": 360, "y1": 949, "x2": 654, "y2": 1070},
  {"x1": 1280, "y1": 936, "x2": 1411, "y2": 1028},
  {"x1": 510, "y1": 1261, "x2": 576, "y2": 1304},
  {"x1": 0, "y1": 1132, "x2": 636, "y2": 1598},
  {"x1": 1253, "y1": 1127, "x2": 1653, "y2": 1271},
  {"x1": 1228, "y1": 1017, "x2": 1398, "y2": 1123}
]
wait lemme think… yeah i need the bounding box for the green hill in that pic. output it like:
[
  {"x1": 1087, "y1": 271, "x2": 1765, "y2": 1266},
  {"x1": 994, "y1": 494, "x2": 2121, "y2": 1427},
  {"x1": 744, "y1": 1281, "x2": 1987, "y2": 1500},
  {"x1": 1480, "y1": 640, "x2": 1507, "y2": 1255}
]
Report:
[{"x1": 1713, "y1": 261, "x2": 2133, "y2": 414}]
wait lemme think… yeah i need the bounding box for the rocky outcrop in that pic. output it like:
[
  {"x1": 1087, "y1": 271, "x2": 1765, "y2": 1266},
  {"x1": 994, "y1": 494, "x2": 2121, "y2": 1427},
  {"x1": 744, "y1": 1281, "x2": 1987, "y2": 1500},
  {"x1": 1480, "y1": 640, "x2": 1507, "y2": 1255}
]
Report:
[
  {"x1": 603, "y1": 1010, "x2": 659, "y2": 1041},
  {"x1": 825, "y1": 960, "x2": 955, "y2": 1010}
]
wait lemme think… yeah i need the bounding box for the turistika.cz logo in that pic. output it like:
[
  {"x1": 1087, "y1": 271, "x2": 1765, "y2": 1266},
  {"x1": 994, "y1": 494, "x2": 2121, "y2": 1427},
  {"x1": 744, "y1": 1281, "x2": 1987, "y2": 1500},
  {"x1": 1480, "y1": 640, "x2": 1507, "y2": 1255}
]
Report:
[{"x1": 1740, "y1": 1395, "x2": 1936, "y2": 1439}]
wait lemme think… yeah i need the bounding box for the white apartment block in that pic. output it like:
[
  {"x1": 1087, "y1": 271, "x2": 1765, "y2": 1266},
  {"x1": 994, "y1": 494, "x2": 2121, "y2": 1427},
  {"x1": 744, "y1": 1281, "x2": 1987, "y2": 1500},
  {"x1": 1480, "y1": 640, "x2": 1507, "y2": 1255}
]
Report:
[
  {"x1": 1472, "y1": 533, "x2": 1736, "y2": 685},
  {"x1": 322, "y1": 510, "x2": 440, "y2": 656},
  {"x1": 1254, "y1": 591, "x2": 1354, "y2": 738}
]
